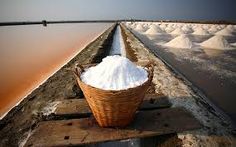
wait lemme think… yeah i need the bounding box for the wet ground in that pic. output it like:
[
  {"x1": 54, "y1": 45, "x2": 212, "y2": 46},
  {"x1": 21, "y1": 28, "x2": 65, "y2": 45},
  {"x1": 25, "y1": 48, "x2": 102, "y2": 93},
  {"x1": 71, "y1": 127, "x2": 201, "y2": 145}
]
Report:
[{"x1": 131, "y1": 30, "x2": 236, "y2": 124}]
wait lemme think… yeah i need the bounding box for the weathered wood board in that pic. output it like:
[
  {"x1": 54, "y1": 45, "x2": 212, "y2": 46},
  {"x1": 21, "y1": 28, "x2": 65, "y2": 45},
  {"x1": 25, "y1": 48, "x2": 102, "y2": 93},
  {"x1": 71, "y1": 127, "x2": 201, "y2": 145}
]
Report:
[
  {"x1": 54, "y1": 95, "x2": 171, "y2": 117},
  {"x1": 25, "y1": 107, "x2": 201, "y2": 147}
]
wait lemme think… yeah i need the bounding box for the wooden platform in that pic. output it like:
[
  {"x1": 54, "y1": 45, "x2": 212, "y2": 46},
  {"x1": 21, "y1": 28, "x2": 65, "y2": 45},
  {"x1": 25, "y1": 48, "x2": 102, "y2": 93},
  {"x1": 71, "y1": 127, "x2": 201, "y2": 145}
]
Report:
[
  {"x1": 25, "y1": 107, "x2": 200, "y2": 147},
  {"x1": 24, "y1": 80, "x2": 201, "y2": 146},
  {"x1": 54, "y1": 94, "x2": 171, "y2": 118}
]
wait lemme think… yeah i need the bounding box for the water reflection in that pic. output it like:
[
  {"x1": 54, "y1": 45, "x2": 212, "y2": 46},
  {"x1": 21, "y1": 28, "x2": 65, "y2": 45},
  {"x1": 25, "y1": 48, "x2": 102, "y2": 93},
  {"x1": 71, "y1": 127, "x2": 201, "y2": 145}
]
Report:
[{"x1": 0, "y1": 23, "x2": 112, "y2": 117}]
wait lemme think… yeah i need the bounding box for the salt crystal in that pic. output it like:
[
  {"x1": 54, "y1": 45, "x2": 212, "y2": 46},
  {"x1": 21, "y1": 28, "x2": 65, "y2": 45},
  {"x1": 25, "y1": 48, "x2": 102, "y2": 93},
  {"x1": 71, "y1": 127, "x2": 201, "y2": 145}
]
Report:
[{"x1": 81, "y1": 55, "x2": 148, "y2": 90}]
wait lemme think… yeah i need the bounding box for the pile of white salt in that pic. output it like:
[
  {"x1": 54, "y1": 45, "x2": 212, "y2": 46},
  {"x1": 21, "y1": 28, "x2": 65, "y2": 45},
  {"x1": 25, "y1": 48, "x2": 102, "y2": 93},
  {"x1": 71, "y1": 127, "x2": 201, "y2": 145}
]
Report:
[
  {"x1": 200, "y1": 35, "x2": 232, "y2": 50},
  {"x1": 164, "y1": 34, "x2": 194, "y2": 49},
  {"x1": 145, "y1": 25, "x2": 164, "y2": 34},
  {"x1": 80, "y1": 55, "x2": 148, "y2": 90},
  {"x1": 170, "y1": 28, "x2": 186, "y2": 35},
  {"x1": 192, "y1": 27, "x2": 209, "y2": 35}
]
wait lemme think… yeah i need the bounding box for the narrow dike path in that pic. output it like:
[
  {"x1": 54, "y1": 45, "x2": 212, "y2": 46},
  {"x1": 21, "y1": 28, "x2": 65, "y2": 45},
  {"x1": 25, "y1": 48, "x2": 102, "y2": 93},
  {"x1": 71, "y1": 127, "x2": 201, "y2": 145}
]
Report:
[{"x1": 109, "y1": 25, "x2": 126, "y2": 56}]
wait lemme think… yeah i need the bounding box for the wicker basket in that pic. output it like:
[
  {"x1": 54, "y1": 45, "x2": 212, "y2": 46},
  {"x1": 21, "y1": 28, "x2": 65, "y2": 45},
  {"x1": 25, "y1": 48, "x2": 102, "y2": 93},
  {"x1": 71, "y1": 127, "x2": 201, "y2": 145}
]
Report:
[{"x1": 74, "y1": 62, "x2": 153, "y2": 127}]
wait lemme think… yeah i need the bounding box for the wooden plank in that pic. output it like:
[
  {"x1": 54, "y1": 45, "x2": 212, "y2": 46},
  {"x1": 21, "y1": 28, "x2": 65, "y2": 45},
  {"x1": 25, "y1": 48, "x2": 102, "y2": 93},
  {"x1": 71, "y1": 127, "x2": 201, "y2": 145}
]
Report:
[
  {"x1": 55, "y1": 99, "x2": 91, "y2": 117},
  {"x1": 54, "y1": 96, "x2": 171, "y2": 117},
  {"x1": 25, "y1": 107, "x2": 201, "y2": 147}
]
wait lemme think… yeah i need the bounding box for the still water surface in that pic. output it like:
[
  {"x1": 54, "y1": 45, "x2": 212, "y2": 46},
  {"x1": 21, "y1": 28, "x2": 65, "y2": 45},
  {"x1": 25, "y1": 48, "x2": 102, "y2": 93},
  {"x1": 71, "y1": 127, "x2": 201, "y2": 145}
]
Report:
[
  {"x1": 0, "y1": 23, "x2": 112, "y2": 117},
  {"x1": 134, "y1": 32, "x2": 236, "y2": 123}
]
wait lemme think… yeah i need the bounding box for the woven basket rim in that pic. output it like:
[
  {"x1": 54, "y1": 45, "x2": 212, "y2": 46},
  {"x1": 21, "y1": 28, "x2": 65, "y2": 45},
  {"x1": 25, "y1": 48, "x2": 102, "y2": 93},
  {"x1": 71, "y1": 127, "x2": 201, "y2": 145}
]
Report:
[{"x1": 74, "y1": 64, "x2": 153, "y2": 93}]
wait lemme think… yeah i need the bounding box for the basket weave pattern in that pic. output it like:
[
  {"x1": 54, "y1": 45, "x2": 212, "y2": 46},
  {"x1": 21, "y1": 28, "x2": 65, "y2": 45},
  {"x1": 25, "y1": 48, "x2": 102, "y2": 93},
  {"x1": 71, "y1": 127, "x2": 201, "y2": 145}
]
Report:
[{"x1": 75, "y1": 64, "x2": 153, "y2": 127}]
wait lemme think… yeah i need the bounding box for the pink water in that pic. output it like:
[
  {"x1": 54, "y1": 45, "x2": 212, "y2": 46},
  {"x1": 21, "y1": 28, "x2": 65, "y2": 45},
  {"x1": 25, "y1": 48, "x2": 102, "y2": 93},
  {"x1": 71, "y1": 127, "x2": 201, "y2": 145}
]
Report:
[{"x1": 0, "y1": 23, "x2": 112, "y2": 118}]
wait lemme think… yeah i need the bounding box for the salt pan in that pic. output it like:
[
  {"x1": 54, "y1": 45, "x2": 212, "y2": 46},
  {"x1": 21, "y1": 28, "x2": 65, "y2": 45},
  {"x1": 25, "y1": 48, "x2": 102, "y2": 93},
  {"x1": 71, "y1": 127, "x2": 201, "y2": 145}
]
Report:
[{"x1": 81, "y1": 55, "x2": 148, "y2": 90}]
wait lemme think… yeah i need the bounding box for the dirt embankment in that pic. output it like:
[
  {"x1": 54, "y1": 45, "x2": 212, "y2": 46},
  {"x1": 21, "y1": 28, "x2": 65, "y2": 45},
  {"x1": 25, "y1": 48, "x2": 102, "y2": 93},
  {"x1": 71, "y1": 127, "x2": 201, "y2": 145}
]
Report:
[{"x1": 0, "y1": 24, "x2": 117, "y2": 147}]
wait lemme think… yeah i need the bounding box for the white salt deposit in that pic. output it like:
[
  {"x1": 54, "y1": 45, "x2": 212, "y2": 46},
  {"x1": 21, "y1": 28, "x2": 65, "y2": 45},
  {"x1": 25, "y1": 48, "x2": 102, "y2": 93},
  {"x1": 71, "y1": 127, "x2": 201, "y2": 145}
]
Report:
[
  {"x1": 145, "y1": 25, "x2": 164, "y2": 34},
  {"x1": 200, "y1": 35, "x2": 232, "y2": 50},
  {"x1": 208, "y1": 26, "x2": 219, "y2": 34},
  {"x1": 170, "y1": 28, "x2": 186, "y2": 35},
  {"x1": 182, "y1": 26, "x2": 193, "y2": 33},
  {"x1": 164, "y1": 34, "x2": 194, "y2": 49},
  {"x1": 81, "y1": 55, "x2": 148, "y2": 90},
  {"x1": 231, "y1": 42, "x2": 236, "y2": 46},
  {"x1": 165, "y1": 26, "x2": 175, "y2": 33},
  {"x1": 226, "y1": 25, "x2": 234, "y2": 31},
  {"x1": 160, "y1": 24, "x2": 167, "y2": 30},
  {"x1": 216, "y1": 28, "x2": 233, "y2": 36},
  {"x1": 135, "y1": 24, "x2": 145, "y2": 32},
  {"x1": 192, "y1": 27, "x2": 209, "y2": 35},
  {"x1": 41, "y1": 101, "x2": 60, "y2": 116}
]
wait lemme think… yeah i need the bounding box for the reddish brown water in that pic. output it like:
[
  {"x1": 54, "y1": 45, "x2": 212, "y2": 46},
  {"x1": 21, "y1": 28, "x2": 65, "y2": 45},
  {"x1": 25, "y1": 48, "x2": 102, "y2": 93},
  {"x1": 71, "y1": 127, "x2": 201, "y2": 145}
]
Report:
[{"x1": 0, "y1": 23, "x2": 112, "y2": 118}]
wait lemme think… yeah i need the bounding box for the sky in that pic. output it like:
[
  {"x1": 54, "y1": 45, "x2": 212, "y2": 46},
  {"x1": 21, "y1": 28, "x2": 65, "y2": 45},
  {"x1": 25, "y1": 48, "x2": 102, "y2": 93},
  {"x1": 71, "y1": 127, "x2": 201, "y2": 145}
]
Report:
[{"x1": 0, "y1": 0, "x2": 236, "y2": 22}]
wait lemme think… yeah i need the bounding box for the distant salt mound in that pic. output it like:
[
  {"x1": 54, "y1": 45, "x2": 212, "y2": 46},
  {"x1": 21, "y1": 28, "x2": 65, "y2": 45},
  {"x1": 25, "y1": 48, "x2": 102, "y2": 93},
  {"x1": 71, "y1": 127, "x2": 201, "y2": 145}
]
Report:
[
  {"x1": 164, "y1": 34, "x2": 194, "y2": 49},
  {"x1": 165, "y1": 26, "x2": 175, "y2": 33},
  {"x1": 226, "y1": 25, "x2": 234, "y2": 31},
  {"x1": 160, "y1": 24, "x2": 167, "y2": 30},
  {"x1": 170, "y1": 28, "x2": 186, "y2": 35},
  {"x1": 216, "y1": 28, "x2": 233, "y2": 36},
  {"x1": 208, "y1": 26, "x2": 218, "y2": 34},
  {"x1": 135, "y1": 24, "x2": 145, "y2": 32},
  {"x1": 130, "y1": 24, "x2": 136, "y2": 29},
  {"x1": 145, "y1": 25, "x2": 164, "y2": 34},
  {"x1": 192, "y1": 27, "x2": 209, "y2": 35},
  {"x1": 200, "y1": 35, "x2": 232, "y2": 50},
  {"x1": 182, "y1": 26, "x2": 193, "y2": 33}
]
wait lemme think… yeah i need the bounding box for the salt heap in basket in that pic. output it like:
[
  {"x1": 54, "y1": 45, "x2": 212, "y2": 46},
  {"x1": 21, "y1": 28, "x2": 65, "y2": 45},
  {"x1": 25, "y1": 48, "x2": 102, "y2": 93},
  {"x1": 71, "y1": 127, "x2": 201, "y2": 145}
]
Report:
[
  {"x1": 81, "y1": 55, "x2": 148, "y2": 90},
  {"x1": 75, "y1": 55, "x2": 153, "y2": 127}
]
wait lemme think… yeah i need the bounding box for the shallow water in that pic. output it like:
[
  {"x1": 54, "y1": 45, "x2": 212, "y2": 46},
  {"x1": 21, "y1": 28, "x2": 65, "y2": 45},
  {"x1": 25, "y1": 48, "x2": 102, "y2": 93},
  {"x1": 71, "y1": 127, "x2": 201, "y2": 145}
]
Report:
[
  {"x1": 0, "y1": 23, "x2": 112, "y2": 117},
  {"x1": 134, "y1": 31, "x2": 236, "y2": 123}
]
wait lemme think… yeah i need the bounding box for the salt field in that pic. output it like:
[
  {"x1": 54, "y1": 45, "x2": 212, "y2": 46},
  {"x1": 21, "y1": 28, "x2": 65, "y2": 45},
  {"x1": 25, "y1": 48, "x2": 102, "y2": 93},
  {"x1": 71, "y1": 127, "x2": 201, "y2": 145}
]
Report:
[
  {"x1": 0, "y1": 22, "x2": 236, "y2": 147},
  {"x1": 1, "y1": 0, "x2": 236, "y2": 146},
  {"x1": 126, "y1": 21, "x2": 236, "y2": 122}
]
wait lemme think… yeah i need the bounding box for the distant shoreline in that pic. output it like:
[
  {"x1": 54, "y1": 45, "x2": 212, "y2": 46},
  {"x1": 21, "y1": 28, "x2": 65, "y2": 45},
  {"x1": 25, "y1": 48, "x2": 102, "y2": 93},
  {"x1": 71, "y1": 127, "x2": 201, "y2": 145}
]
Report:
[{"x1": 0, "y1": 19, "x2": 236, "y2": 26}]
